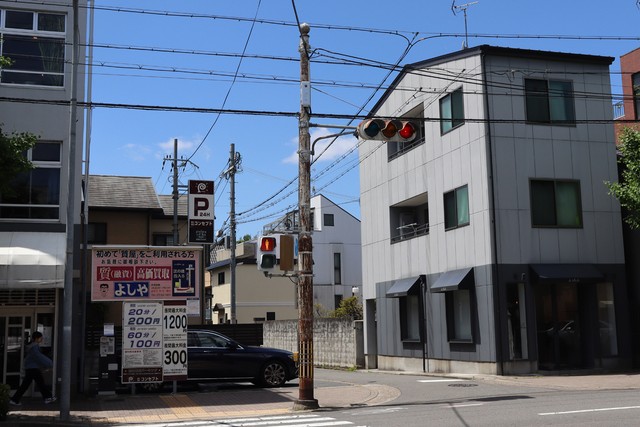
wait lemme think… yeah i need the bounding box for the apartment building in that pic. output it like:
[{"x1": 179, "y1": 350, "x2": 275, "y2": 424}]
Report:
[{"x1": 359, "y1": 45, "x2": 629, "y2": 375}]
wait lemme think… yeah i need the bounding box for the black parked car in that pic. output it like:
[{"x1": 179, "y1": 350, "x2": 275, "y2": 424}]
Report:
[{"x1": 138, "y1": 329, "x2": 298, "y2": 391}]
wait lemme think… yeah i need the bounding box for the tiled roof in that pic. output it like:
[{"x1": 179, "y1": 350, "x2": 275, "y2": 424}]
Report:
[
  {"x1": 88, "y1": 175, "x2": 162, "y2": 210},
  {"x1": 158, "y1": 194, "x2": 188, "y2": 217}
]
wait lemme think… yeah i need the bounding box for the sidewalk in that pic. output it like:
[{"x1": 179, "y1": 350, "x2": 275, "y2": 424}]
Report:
[
  {"x1": 4, "y1": 371, "x2": 639, "y2": 426},
  {"x1": 4, "y1": 381, "x2": 401, "y2": 426}
]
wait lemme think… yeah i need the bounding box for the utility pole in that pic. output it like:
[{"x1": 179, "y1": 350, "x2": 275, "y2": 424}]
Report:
[
  {"x1": 163, "y1": 139, "x2": 196, "y2": 245},
  {"x1": 295, "y1": 23, "x2": 318, "y2": 410},
  {"x1": 61, "y1": 0, "x2": 79, "y2": 420},
  {"x1": 228, "y1": 144, "x2": 239, "y2": 323}
]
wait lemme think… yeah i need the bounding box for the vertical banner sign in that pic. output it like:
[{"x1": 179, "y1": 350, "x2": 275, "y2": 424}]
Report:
[
  {"x1": 122, "y1": 301, "x2": 163, "y2": 384},
  {"x1": 162, "y1": 301, "x2": 188, "y2": 381},
  {"x1": 188, "y1": 180, "x2": 214, "y2": 244}
]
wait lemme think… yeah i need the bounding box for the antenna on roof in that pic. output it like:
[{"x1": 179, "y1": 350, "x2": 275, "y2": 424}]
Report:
[{"x1": 451, "y1": 1, "x2": 478, "y2": 49}]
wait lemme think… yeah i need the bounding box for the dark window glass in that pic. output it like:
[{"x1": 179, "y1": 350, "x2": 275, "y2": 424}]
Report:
[
  {"x1": 5, "y1": 11, "x2": 33, "y2": 29},
  {"x1": 88, "y1": 223, "x2": 107, "y2": 244},
  {"x1": 525, "y1": 79, "x2": 575, "y2": 124},
  {"x1": 633, "y1": 73, "x2": 640, "y2": 120},
  {"x1": 266, "y1": 312, "x2": 276, "y2": 321},
  {"x1": 530, "y1": 179, "x2": 582, "y2": 228},
  {"x1": 1, "y1": 35, "x2": 64, "y2": 86},
  {"x1": 31, "y1": 168, "x2": 60, "y2": 205},
  {"x1": 38, "y1": 13, "x2": 65, "y2": 32},
  {"x1": 334, "y1": 253, "x2": 342, "y2": 285},
  {"x1": 217, "y1": 272, "x2": 225, "y2": 285},
  {"x1": 323, "y1": 213, "x2": 334, "y2": 226},
  {"x1": 32, "y1": 142, "x2": 61, "y2": 162},
  {"x1": 440, "y1": 88, "x2": 465, "y2": 134},
  {"x1": 444, "y1": 185, "x2": 469, "y2": 230},
  {"x1": 400, "y1": 294, "x2": 420, "y2": 341}
]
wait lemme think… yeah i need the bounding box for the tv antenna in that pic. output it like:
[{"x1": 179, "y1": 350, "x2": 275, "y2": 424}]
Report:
[{"x1": 451, "y1": 1, "x2": 478, "y2": 49}]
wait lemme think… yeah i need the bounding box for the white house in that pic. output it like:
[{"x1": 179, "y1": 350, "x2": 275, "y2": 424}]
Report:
[{"x1": 209, "y1": 194, "x2": 362, "y2": 323}]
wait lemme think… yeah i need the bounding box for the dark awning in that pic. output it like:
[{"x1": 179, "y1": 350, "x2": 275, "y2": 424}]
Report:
[
  {"x1": 386, "y1": 276, "x2": 422, "y2": 298},
  {"x1": 430, "y1": 267, "x2": 473, "y2": 292},
  {"x1": 530, "y1": 264, "x2": 603, "y2": 282}
]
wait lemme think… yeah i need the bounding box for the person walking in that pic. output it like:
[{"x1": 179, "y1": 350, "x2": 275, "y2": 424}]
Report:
[{"x1": 10, "y1": 331, "x2": 56, "y2": 405}]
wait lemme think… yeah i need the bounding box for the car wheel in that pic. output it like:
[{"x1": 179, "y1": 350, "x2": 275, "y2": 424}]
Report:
[
  {"x1": 136, "y1": 382, "x2": 164, "y2": 393},
  {"x1": 259, "y1": 360, "x2": 287, "y2": 387}
]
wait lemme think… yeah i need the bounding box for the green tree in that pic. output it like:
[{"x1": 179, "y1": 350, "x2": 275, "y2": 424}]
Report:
[
  {"x1": 0, "y1": 127, "x2": 37, "y2": 196},
  {"x1": 606, "y1": 127, "x2": 640, "y2": 229},
  {"x1": 329, "y1": 296, "x2": 363, "y2": 320}
]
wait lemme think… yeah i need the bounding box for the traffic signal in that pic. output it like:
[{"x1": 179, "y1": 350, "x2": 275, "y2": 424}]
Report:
[
  {"x1": 356, "y1": 119, "x2": 418, "y2": 142},
  {"x1": 258, "y1": 236, "x2": 277, "y2": 272}
]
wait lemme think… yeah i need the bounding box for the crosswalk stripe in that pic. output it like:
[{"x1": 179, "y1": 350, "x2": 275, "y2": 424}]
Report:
[{"x1": 118, "y1": 414, "x2": 362, "y2": 427}]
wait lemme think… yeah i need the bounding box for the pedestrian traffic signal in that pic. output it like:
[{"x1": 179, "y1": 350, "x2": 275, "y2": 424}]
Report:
[
  {"x1": 258, "y1": 236, "x2": 277, "y2": 272},
  {"x1": 356, "y1": 119, "x2": 418, "y2": 142}
]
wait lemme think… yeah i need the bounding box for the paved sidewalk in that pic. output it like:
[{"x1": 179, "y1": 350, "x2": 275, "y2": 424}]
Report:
[
  {"x1": 4, "y1": 371, "x2": 639, "y2": 426},
  {"x1": 4, "y1": 381, "x2": 401, "y2": 426}
]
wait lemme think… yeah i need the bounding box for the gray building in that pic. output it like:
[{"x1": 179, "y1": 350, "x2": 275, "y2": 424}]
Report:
[
  {"x1": 359, "y1": 45, "x2": 629, "y2": 375},
  {"x1": 0, "y1": 1, "x2": 88, "y2": 393}
]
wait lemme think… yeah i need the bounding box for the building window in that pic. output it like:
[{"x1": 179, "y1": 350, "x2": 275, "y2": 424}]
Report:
[
  {"x1": 440, "y1": 87, "x2": 464, "y2": 134},
  {"x1": 266, "y1": 312, "x2": 276, "y2": 321},
  {"x1": 530, "y1": 179, "x2": 582, "y2": 228},
  {"x1": 88, "y1": 223, "x2": 107, "y2": 244},
  {"x1": 633, "y1": 72, "x2": 640, "y2": 120},
  {"x1": 217, "y1": 272, "x2": 225, "y2": 285},
  {"x1": 390, "y1": 194, "x2": 429, "y2": 243},
  {"x1": 400, "y1": 293, "x2": 420, "y2": 341},
  {"x1": 525, "y1": 79, "x2": 575, "y2": 124},
  {"x1": 323, "y1": 213, "x2": 334, "y2": 226},
  {"x1": 0, "y1": 141, "x2": 61, "y2": 220},
  {"x1": 333, "y1": 253, "x2": 342, "y2": 285},
  {"x1": 446, "y1": 289, "x2": 473, "y2": 342},
  {"x1": 153, "y1": 233, "x2": 175, "y2": 246},
  {"x1": 1, "y1": 9, "x2": 66, "y2": 87},
  {"x1": 334, "y1": 294, "x2": 343, "y2": 310},
  {"x1": 444, "y1": 185, "x2": 469, "y2": 230}
]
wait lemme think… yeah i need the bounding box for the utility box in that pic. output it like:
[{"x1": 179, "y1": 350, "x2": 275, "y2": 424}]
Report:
[{"x1": 98, "y1": 336, "x2": 118, "y2": 395}]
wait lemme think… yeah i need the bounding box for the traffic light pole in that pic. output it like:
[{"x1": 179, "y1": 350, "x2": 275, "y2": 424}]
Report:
[{"x1": 295, "y1": 23, "x2": 318, "y2": 410}]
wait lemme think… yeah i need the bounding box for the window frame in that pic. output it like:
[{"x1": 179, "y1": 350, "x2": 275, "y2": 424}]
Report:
[
  {"x1": 323, "y1": 213, "x2": 334, "y2": 227},
  {"x1": 633, "y1": 72, "x2": 640, "y2": 120},
  {"x1": 217, "y1": 271, "x2": 225, "y2": 286},
  {"x1": 443, "y1": 185, "x2": 469, "y2": 231},
  {"x1": 400, "y1": 292, "x2": 421, "y2": 342},
  {"x1": 1, "y1": 9, "x2": 67, "y2": 87},
  {"x1": 0, "y1": 141, "x2": 62, "y2": 220},
  {"x1": 439, "y1": 87, "x2": 465, "y2": 134},
  {"x1": 529, "y1": 179, "x2": 583, "y2": 228},
  {"x1": 524, "y1": 78, "x2": 576, "y2": 125},
  {"x1": 445, "y1": 289, "x2": 474, "y2": 343}
]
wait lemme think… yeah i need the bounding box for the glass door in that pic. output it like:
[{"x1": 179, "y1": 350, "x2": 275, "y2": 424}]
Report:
[
  {"x1": 535, "y1": 283, "x2": 581, "y2": 370},
  {"x1": 1, "y1": 316, "x2": 31, "y2": 390}
]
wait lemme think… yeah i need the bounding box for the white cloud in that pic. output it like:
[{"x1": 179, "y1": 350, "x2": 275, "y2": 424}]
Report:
[{"x1": 282, "y1": 128, "x2": 357, "y2": 165}]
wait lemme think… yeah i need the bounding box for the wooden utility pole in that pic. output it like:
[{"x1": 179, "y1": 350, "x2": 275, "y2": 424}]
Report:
[{"x1": 295, "y1": 23, "x2": 318, "y2": 410}]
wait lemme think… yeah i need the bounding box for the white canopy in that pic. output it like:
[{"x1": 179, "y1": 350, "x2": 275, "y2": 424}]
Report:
[{"x1": 0, "y1": 232, "x2": 66, "y2": 288}]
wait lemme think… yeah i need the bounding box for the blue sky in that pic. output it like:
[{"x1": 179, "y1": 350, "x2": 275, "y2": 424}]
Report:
[{"x1": 87, "y1": 1, "x2": 640, "y2": 238}]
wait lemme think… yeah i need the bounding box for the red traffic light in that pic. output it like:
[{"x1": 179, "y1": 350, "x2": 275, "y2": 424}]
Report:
[
  {"x1": 357, "y1": 119, "x2": 418, "y2": 142},
  {"x1": 260, "y1": 237, "x2": 276, "y2": 252}
]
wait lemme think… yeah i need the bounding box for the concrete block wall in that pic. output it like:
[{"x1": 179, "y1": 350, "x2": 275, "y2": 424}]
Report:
[{"x1": 263, "y1": 319, "x2": 364, "y2": 368}]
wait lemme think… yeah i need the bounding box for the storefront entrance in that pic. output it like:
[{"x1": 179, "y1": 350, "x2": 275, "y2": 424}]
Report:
[
  {"x1": 535, "y1": 281, "x2": 618, "y2": 371},
  {"x1": 0, "y1": 309, "x2": 56, "y2": 394}
]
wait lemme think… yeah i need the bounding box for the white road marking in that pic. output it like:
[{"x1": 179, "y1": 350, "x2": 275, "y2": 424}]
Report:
[
  {"x1": 539, "y1": 405, "x2": 640, "y2": 416},
  {"x1": 418, "y1": 379, "x2": 467, "y2": 383},
  {"x1": 443, "y1": 403, "x2": 484, "y2": 408}
]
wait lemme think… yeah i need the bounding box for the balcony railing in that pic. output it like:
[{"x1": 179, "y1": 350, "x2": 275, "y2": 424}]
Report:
[
  {"x1": 391, "y1": 223, "x2": 429, "y2": 243},
  {"x1": 613, "y1": 101, "x2": 625, "y2": 120}
]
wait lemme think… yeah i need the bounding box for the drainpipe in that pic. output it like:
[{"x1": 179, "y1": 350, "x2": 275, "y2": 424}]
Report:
[{"x1": 481, "y1": 51, "x2": 504, "y2": 375}]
